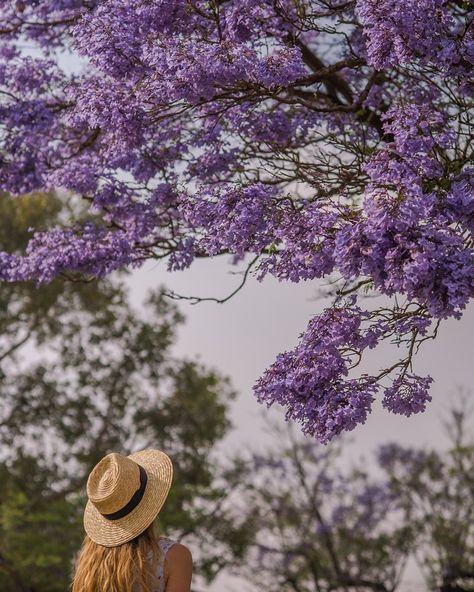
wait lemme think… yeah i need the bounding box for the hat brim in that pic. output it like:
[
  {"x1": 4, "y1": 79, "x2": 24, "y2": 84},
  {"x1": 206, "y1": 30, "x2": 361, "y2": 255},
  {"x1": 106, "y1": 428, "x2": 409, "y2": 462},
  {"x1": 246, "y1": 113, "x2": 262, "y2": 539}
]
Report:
[{"x1": 83, "y1": 449, "x2": 173, "y2": 547}]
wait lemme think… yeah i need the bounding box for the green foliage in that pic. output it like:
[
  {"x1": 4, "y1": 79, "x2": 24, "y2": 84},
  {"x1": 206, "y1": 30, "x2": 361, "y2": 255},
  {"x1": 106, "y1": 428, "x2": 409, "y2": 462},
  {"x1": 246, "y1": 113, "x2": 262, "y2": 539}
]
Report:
[
  {"x1": 0, "y1": 458, "x2": 83, "y2": 592},
  {"x1": 0, "y1": 193, "x2": 246, "y2": 591}
]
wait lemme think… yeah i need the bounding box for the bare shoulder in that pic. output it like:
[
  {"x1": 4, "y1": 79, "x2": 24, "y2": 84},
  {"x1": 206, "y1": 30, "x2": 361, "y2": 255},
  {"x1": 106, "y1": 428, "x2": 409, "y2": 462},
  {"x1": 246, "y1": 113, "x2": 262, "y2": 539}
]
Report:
[
  {"x1": 163, "y1": 543, "x2": 193, "y2": 591},
  {"x1": 166, "y1": 542, "x2": 193, "y2": 564}
]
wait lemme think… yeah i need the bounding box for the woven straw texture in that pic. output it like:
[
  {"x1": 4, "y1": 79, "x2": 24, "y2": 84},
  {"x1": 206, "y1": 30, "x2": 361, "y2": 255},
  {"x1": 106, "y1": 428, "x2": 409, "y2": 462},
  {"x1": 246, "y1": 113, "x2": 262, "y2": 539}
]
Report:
[{"x1": 84, "y1": 449, "x2": 173, "y2": 547}]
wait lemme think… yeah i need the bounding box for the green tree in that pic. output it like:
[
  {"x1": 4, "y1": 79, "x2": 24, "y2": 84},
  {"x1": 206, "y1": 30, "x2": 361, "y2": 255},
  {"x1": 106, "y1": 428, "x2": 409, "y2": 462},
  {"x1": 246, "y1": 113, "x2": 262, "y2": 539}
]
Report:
[{"x1": 0, "y1": 192, "x2": 252, "y2": 592}]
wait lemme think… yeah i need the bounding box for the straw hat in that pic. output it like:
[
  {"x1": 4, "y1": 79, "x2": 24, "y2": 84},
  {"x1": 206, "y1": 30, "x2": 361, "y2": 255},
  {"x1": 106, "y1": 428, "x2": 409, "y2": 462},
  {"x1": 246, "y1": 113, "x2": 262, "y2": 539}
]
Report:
[{"x1": 83, "y1": 449, "x2": 173, "y2": 547}]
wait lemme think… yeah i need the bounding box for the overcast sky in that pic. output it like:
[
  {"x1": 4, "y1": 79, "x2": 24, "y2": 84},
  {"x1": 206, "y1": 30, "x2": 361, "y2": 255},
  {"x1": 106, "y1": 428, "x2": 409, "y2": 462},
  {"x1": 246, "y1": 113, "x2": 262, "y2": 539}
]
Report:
[
  {"x1": 129, "y1": 255, "x2": 473, "y2": 455},
  {"x1": 128, "y1": 255, "x2": 473, "y2": 592}
]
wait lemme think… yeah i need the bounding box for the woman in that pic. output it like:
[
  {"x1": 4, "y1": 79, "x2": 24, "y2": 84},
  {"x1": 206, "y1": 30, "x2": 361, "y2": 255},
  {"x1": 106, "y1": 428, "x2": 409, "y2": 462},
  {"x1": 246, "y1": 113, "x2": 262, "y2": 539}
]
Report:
[{"x1": 72, "y1": 449, "x2": 193, "y2": 592}]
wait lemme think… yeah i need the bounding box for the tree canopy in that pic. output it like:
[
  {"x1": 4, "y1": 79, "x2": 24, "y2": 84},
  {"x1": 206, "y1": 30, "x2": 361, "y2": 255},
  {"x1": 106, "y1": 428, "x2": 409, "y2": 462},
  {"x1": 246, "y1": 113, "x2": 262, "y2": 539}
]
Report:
[
  {"x1": 0, "y1": 1, "x2": 472, "y2": 441},
  {"x1": 0, "y1": 193, "x2": 252, "y2": 592}
]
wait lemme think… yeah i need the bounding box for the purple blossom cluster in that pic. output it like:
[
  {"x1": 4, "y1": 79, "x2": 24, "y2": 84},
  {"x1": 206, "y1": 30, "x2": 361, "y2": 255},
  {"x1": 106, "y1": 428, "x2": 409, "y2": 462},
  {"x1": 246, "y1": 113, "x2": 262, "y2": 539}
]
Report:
[
  {"x1": 356, "y1": 0, "x2": 458, "y2": 70},
  {"x1": 382, "y1": 373, "x2": 433, "y2": 416},
  {"x1": 3, "y1": 224, "x2": 143, "y2": 283},
  {"x1": 0, "y1": 0, "x2": 472, "y2": 442},
  {"x1": 256, "y1": 200, "x2": 338, "y2": 283},
  {"x1": 254, "y1": 295, "x2": 437, "y2": 441},
  {"x1": 365, "y1": 101, "x2": 455, "y2": 195},
  {"x1": 254, "y1": 298, "x2": 379, "y2": 443},
  {"x1": 177, "y1": 183, "x2": 277, "y2": 264},
  {"x1": 335, "y1": 192, "x2": 474, "y2": 319}
]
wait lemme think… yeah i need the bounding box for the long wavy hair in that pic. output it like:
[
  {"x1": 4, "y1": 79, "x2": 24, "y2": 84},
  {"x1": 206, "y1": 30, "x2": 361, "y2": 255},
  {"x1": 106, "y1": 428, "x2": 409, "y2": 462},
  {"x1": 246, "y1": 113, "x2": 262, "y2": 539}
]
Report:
[{"x1": 71, "y1": 523, "x2": 161, "y2": 592}]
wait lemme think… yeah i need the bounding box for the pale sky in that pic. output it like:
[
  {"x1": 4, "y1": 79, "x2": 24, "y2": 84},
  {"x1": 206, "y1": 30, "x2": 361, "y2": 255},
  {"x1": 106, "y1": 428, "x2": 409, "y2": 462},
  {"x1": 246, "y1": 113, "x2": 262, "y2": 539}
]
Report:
[
  {"x1": 128, "y1": 255, "x2": 473, "y2": 592},
  {"x1": 129, "y1": 255, "x2": 473, "y2": 456}
]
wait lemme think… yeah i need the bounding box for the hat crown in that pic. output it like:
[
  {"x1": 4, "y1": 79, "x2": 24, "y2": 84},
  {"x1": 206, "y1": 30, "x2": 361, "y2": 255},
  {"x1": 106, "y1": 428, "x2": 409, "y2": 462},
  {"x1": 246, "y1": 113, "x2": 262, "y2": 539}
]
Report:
[{"x1": 87, "y1": 453, "x2": 141, "y2": 515}]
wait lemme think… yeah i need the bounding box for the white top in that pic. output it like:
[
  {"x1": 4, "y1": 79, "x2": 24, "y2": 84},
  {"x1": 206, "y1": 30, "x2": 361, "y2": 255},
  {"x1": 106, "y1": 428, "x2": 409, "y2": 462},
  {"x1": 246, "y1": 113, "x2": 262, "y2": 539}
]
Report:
[{"x1": 155, "y1": 536, "x2": 177, "y2": 592}]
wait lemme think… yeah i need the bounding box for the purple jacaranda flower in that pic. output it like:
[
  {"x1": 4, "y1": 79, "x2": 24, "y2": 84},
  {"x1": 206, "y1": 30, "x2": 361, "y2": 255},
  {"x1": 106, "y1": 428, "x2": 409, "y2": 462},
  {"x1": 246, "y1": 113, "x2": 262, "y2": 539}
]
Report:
[{"x1": 0, "y1": 0, "x2": 472, "y2": 442}]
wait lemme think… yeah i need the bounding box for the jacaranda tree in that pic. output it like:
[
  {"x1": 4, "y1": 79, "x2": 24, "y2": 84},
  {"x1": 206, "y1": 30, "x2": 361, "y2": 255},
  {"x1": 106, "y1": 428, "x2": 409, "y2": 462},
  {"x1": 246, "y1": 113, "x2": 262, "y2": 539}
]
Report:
[
  {"x1": 0, "y1": 1, "x2": 472, "y2": 443},
  {"x1": 234, "y1": 428, "x2": 413, "y2": 592},
  {"x1": 232, "y1": 402, "x2": 474, "y2": 592}
]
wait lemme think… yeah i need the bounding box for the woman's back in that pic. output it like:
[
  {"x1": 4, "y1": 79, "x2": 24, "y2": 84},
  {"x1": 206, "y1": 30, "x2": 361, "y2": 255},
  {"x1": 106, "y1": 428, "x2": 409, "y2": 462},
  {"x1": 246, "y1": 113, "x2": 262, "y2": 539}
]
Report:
[{"x1": 72, "y1": 449, "x2": 192, "y2": 592}]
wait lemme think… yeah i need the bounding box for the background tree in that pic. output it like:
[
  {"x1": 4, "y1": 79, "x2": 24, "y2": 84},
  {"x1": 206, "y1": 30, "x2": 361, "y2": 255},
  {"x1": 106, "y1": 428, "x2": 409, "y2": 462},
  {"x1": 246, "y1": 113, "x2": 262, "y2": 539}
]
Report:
[
  {"x1": 232, "y1": 423, "x2": 413, "y2": 592},
  {"x1": 0, "y1": 190, "x2": 118, "y2": 369},
  {"x1": 231, "y1": 400, "x2": 474, "y2": 592},
  {"x1": 380, "y1": 400, "x2": 474, "y2": 592},
  {"x1": 0, "y1": 193, "x2": 252, "y2": 592},
  {"x1": 0, "y1": 1, "x2": 472, "y2": 442}
]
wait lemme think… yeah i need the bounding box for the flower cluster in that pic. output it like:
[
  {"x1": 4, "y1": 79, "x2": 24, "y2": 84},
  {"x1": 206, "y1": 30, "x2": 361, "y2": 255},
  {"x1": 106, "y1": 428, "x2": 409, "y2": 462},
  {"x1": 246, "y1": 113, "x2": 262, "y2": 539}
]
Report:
[
  {"x1": 254, "y1": 299, "x2": 379, "y2": 443},
  {"x1": 382, "y1": 373, "x2": 433, "y2": 416},
  {"x1": 335, "y1": 192, "x2": 474, "y2": 319},
  {"x1": 365, "y1": 101, "x2": 455, "y2": 196},
  {"x1": 178, "y1": 183, "x2": 277, "y2": 263},
  {"x1": 4, "y1": 225, "x2": 138, "y2": 284},
  {"x1": 356, "y1": 0, "x2": 458, "y2": 70}
]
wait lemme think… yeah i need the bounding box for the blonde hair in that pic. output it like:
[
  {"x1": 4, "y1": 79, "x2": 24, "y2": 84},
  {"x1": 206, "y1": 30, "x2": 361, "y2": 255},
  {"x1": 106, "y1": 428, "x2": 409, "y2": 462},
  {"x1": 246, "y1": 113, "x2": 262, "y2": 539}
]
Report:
[{"x1": 71, "y1": 523, "x2": 161, "y2": 592}]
